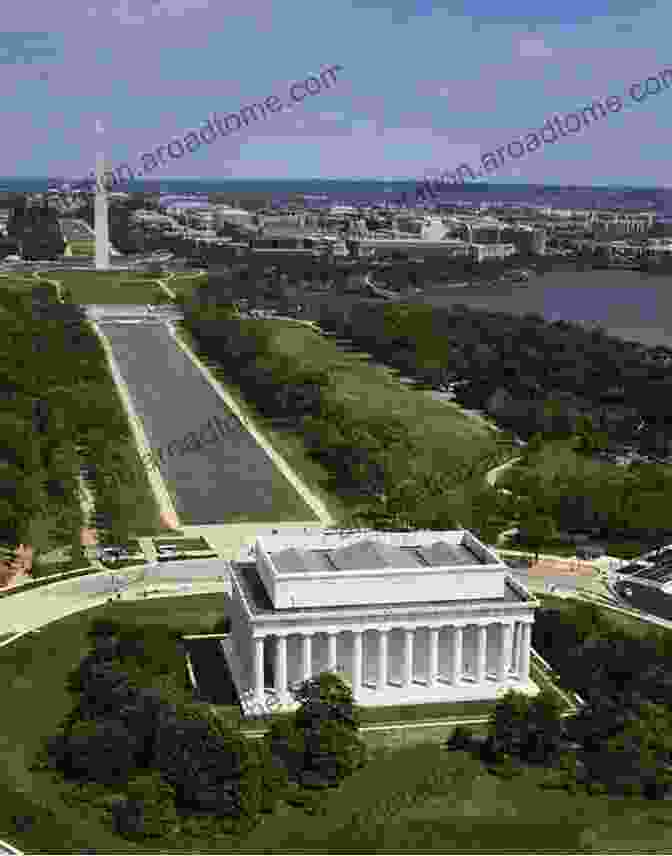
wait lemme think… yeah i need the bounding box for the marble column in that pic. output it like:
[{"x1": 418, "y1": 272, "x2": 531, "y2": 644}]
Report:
[
  {"x1": 428, "y1": 627, "x2": 439, "y2": 687},
  {"x1": 378, "y1": 629, "x2": 388, "y2": 688},
  {"x1": 352, "y1": 630, "x2": 362, "y2": 695},
  {"x1": 475, "y1": 624, "x2": 488, "y2": 682},
  {"x1": 497, "y1": 622, "x2": 513, "y2": 682},
  {"x1": 451, "y1": 626, "x2": 463, "y2": 685},
  {"x1": 327, "y1": 632, "x2": 338, "y2": 671},
  {"x1": 253, "y1": 636, "x2": 265, "y2": 703},
  {"x1": 519, "y1": 622, "x2": 531, "y2": 682},
  {"x1": 274, "y1": 634, "x2": 288, "y2": 700},
  {"x1": 511, "y1": 622, "x2": 520, "y2": 674},
  {"x1": 302, "y1": 633, "x2": 312, "y2": 682},
  {"x1": 403, "y1": 628, "x2": 414, "y2": 687}
]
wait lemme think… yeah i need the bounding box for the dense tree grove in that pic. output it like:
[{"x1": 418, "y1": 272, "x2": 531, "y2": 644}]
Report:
[
  {"x1": 35, "y1": 621, "x2": 365, "y2": 840},
  {"x1": 0, "y1": 284, "x2": 147, "y2": 559},
  {"x1": 447, "y1": 604, "x2": 672, "y2": 798},
  {"x1": 526, "y1": 601, "x2": 672, "y2": 796},
  {"x1": 307, "y1": 299, "x2": 672, "y2": 545},
  {"x1": 7, "y1": 201, "x2": 65, "y2": 260},
  {"x1": 319, "y1": 300, "x2": 672, "y2": 454}
]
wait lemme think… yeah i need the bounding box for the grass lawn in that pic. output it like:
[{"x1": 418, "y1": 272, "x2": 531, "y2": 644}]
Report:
[
  {"x1": 167, "y1": 274, "x2": 206, "y2": 298},
  {"x1": 538, "y1": 592, "x2": 663, "y2": 640},
  {"x1": 4, "y1": 599, "x2": 672, "y2": 853},
  {"x1": 237, "y1": 741, "x2": 672, "y2": 853},
  {"x1": 67, "y1": 241, "x2": 94, "y2": 256},
  {"x1": 269, "y1": 322, "x2": 497, "y2": 475},
  {"x1": 37, "y1": 271, "x2": 163, "y2": 305},
  {"x1": 497, "y1": 440, "x2": 624, "y2": 490}
]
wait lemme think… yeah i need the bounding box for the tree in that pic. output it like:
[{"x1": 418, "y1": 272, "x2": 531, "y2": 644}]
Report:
[
  {"x1": 58, "y1": 718, "x2": 141, "y2": 785},
  {"x1": 469, "y1": 485, "x2": 515, "y2": 546},
  {"x1": 487, "y1": 689, "x2": 532, "y2": 758},
  {"x1": 584, "y1": 701, "x2": 672, "y2": 794},
  {"x1": 517, "y1": 507, "x2": 555, "y2": 562},
  {"x1": 267, "y1": 672, "x2": 367, "y2": 789},
  {"x1": 523, "y1": 688, "x2": 566, "y2": 763},
  {"x1": 113, "y1": 771, "x2": 179, "y2": 839}
]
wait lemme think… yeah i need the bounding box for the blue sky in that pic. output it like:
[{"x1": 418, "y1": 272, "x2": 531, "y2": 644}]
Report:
[{"x1": 2, "y1": 0, "x2": 670, "y2": 186}]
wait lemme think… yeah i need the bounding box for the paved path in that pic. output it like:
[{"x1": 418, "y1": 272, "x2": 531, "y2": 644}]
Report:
[{"x1": 485, "y1": 455, "x2": 522, "y2": 489}]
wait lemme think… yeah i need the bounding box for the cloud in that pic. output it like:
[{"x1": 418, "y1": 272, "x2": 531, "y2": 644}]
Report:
[
  {"x1": 111, "y1": 0, "x2": 211, "y2": 26},
  {"x1": 517, "y1": 37, "x2": 553, "y2": 58}
]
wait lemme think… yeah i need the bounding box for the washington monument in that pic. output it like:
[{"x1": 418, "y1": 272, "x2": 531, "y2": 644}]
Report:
[{"x1": 94, "y1": 120, "x2": 110, "y2": 270}]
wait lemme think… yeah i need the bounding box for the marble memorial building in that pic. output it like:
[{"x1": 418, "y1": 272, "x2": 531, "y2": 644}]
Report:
[{"x1": 223, "y1": 529, "x2": 539, "y2": 716}]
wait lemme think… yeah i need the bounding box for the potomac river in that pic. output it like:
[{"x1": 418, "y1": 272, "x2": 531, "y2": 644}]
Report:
[{"x1": 417, "y1": 268, "x2": 672, "y2": 350}]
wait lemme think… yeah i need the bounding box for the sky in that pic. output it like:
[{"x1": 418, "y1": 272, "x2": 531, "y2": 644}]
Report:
[{"x1": 1, "y1": 0, "x2": 670, "y2": 186}]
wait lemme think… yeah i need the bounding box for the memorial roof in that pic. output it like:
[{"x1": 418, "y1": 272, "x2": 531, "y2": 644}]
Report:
[
  {"x1": 231, "y1": 561, "x2": 530, "y2": 617},
  {"x1": 268, "y1": 539, "x2": 483, "y2": 576}
]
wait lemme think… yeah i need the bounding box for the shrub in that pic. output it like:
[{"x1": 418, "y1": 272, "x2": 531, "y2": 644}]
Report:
[
  {"x1": 540, "y1": 770, "x2": 571, "y2": 790},
  {"x1": 59, "y1": 718, "x2": 141, "y2": 785},
  {"x1": 212, "y1": 617, "x2": 232, "y2": 634},
  {"x1": 111, "y1": 797, "x2": 144, "y2": 839},
  {"x1": 446, "y1": 724, "x2": 474, "y2": 750},
  {"x1": 121, "y1": 772, "x2": 179, "y2": 838}
]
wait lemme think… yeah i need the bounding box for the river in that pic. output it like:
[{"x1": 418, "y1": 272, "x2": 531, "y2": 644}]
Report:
[{"x1": 416, "y1": 268, "x2": 672, "y2": 349}]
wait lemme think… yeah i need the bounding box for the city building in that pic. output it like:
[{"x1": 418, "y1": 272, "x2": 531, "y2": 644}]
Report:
[{"x1": 223, "y1": 528, "x2": 539, "y2": 716}]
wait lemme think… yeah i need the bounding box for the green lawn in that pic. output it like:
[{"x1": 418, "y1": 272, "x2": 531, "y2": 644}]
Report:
[
  {"x1": 4, "y1": 599, "x2": 672, "y2": 853},
  {"x1": 237, "y1": 742, "x2": 672, "y2": 853},
  {"x1": 269, "y1": 322, "x2": 497, "y2": 474},
  {"x1": 166, "y1": 274, "x2": 206, "y2": 297},
  {"x1": 37, "y1": 271, "x2": 163, "y2": 305},
  {"x1": 67, "y1": 241, "x2": 95, "y2": 256},
  {"x1": 498, "y1": 440, "x2": 622, "y2": 489},
  {"x1": 539, "y1": 592, "x2": 666, "y2": 640}
]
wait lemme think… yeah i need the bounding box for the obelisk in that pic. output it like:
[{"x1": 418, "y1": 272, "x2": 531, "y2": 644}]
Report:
[{"x1": 94, "y1": 119, "x2": 110, "y2": 270}]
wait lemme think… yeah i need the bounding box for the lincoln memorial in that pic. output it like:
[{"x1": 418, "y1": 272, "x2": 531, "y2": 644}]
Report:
[{"x1": 221, "y1": 529, "x2": 539, "y2": 717}]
